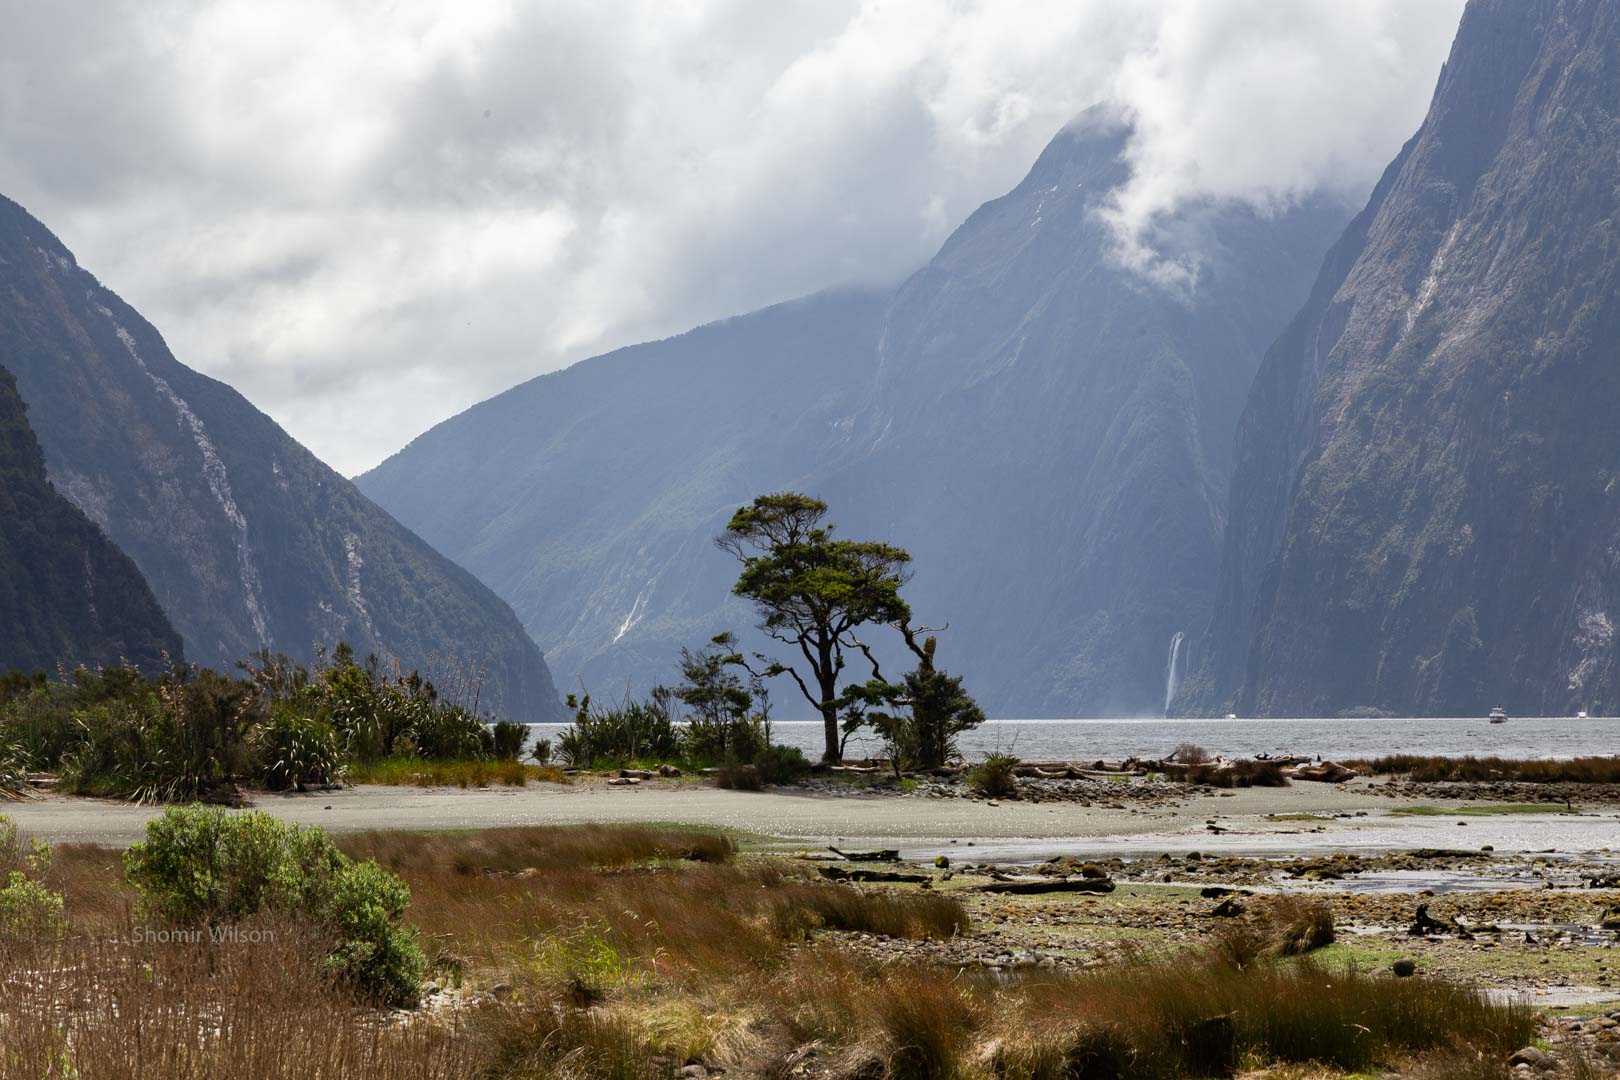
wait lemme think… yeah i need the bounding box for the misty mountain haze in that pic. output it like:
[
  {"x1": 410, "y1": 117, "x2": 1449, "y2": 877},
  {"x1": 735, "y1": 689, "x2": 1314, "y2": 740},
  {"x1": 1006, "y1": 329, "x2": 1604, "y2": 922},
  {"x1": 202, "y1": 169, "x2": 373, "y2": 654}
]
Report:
[{"x1": 361, "y1": 110, "x2": 1352, "y2": 718}]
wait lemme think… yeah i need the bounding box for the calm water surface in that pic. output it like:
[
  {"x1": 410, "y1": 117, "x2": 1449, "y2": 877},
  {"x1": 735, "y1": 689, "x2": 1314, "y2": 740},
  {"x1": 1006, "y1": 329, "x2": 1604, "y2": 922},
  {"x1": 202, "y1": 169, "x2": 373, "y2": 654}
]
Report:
[{"x1": 525, "y1": 715, "x2": 1618, "y2": 761}]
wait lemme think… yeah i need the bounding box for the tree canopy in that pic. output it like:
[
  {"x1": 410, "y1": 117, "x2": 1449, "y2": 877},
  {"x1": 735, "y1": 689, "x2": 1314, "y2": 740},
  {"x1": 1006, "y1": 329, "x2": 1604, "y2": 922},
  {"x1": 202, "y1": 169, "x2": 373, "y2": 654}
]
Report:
[{"x1": 717, "y1": 492, "x2": 912, "y2": 762}]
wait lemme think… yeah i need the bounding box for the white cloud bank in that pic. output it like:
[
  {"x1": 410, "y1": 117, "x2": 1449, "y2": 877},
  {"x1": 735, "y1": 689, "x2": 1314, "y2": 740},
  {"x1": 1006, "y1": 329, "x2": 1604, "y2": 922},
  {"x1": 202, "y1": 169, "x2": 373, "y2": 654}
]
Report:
[{"x1": 0, "y1": 0, "x2": 1466, "y2": 474}]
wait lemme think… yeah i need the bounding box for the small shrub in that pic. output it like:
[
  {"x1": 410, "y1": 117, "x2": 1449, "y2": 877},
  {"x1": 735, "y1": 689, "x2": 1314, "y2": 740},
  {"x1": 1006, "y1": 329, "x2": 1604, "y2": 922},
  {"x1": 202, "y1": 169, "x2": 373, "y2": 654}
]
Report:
[
  {"x1": 322, "y1": 859, "x2": 427, "y2": 1007},
  {"x1": 1168, "y1": 742, "x2": 1209, "y2": 764},
  {"x1": 0, "y1": 817, "x2": 63, "y2": 943},
  {"x1": 715, "y1": 762, "x2": 763, "y2": 791},
  {"x1": 756, "y1": 742, "x2": 811, "y2": 783},
  {"x1": 1186, "y1": 760, "x2": 1288, "y2": 788},
  {"x1": 489, "y1": 720, "x2": 528, "y2": 761},
  {"x1": 254, "y1": 710, "x2": 346, "y2": 791},
  {"x1": 123, "y1": 807, "x2": 425, "y2": 1005},
  {"x1": 967, "y1": 753, "x2": 1019, "y2": 797},
  {"x1": 530, "y1": 737, "x2": 553, "y2": 765}
]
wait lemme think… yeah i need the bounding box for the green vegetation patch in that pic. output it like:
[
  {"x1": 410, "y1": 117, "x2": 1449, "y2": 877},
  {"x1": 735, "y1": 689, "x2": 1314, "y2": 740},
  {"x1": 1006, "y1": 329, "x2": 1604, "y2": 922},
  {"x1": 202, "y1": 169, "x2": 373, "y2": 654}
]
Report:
[{"x1": 1392, "y1": 803, "x2": 1574, "y2": 816}]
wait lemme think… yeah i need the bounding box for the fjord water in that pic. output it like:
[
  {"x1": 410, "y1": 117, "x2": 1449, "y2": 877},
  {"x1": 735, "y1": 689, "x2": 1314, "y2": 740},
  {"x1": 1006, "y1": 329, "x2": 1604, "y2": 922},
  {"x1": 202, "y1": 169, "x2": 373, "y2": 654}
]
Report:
[{"x1": 526, "y1": 715, "x2": 1617, "y2": 763}]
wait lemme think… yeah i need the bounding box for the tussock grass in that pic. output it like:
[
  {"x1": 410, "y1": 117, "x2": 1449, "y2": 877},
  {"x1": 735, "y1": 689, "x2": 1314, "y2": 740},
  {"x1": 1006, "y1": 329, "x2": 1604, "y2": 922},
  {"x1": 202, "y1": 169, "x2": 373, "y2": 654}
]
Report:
[
  {"x1": 8, "y1": 822, "x2": 1537, "y2": 1080},
  {"x1": 0, "y1": 929, "x2": 478, "y2": 1079},
  {"x1": 1351, "y1": 754, "x2": 1620, "y2": 784},
  {"x1": 990, "y1": 955, "x2": 1532, "y2": 1078},
  {"x1": 345, "y1": 756, "x2": 567, "y2": 787},
  {"x1": 769, "y1": 882, "x2": 969, "y2": 940},
  {"x1": 336, "y1": 823, "x2": 736, "y2": 874}
]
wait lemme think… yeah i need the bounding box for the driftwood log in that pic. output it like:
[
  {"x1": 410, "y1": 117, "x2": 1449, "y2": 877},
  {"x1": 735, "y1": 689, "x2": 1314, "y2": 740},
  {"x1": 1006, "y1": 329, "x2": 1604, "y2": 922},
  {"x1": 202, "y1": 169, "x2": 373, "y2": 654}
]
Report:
[
  {"x1": 976, "y1": 878, "x2": 1116, "y2": 896},
  {"x1": 828, "y1": 846, "x2": 901, "y2": 863},
  {"x1": 818, "y1": 866, "x2": 930, "y2": 884}
]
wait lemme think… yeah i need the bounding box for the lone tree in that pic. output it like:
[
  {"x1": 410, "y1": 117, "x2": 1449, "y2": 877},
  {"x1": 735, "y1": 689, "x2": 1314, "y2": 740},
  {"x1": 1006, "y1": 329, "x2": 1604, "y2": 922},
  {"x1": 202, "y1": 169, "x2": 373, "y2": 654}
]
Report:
[{"x1": 717, "y1": 493, "x2": 910, "y2": 763}]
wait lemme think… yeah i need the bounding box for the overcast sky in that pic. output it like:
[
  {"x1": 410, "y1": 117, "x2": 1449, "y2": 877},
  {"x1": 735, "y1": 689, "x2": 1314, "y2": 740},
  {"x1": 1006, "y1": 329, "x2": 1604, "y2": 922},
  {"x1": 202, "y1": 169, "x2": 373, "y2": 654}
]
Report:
[{"x1": 0, "y1": 0, "x2": 1466, "y2": 475}]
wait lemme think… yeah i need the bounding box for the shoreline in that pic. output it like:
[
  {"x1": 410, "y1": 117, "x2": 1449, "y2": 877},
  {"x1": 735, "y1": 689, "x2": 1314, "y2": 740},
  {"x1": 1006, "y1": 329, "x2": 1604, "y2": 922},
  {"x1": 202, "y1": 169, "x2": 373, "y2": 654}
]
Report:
[{"x1": 9, "y1": 776, "x2": 1616, "y2": 856}]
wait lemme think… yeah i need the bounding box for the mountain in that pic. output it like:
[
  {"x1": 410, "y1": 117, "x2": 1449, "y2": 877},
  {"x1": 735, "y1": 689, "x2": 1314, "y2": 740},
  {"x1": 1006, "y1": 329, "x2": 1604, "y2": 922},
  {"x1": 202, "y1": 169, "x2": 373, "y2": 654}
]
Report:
[
  {"x1": 0, "y1": 196, "x2": 565, "y2": 721},
  {"x1": 806, "y1": 111, "x2": 1350, "y2": 716},
  {"x1": 362, "y1": 111, "x2": 1350, "y2": 717},
  {"x1": 362, "y1": 287, "x2": 891, "y2": 698},
  {"x1": 1189, "y1": 0, "x2": 1620, "y2": 718},
  {"x1": 0, "y1": 361, "x2": 182, "y2": 674}
]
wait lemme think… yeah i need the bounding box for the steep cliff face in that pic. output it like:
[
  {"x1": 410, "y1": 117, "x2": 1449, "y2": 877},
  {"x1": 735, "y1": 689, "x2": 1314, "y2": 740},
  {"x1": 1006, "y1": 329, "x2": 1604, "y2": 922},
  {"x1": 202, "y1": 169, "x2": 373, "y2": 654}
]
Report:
[
  {"x1": 0, "y1": 196, "x2": 564, "y2": 720},
  {"x1": 362, "y1": 115, "x2": 1349, "y2": 715},
  {"x1": 1191, "y1": 0, "x2": 1620, "y2": 717},
  {"x1": 821, "y1": 112, "x2": 1350, "y2": 715},
  {"x1": 0, "y1": 362, "x2": 182, "y2": 674}
]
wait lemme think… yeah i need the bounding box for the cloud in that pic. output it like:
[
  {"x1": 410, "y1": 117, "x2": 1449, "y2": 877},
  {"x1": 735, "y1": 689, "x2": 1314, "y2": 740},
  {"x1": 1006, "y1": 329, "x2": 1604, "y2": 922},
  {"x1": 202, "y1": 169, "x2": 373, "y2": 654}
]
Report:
[{"x1": 0, "y1": 0, "x2": 1465, "y2": 474}]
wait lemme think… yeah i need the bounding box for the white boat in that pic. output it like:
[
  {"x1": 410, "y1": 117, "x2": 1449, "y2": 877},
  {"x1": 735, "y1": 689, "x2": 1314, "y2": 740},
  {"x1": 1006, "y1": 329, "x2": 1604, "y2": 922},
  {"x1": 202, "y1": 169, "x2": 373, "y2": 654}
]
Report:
[
  {"x1": 1577, "y1": 710, "x2": 1589, "y2": 719},
  {"x1": 1488, "y1": 706, "x2": 1507, "y2": 723}
]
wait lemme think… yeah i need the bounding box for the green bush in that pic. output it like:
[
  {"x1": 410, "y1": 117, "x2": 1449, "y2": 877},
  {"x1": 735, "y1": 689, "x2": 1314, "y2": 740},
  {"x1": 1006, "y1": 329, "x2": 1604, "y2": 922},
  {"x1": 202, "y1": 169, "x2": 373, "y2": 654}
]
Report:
[
  {"x1": 59, "y1": 669, "x2": 258, "y2": 802},
  {"x1": 0, "y1": 817, "x2": 63, "y2": 944},
  {"x1": 490, "y1": 720, "x2": 528, "y2": 760},
  {"x1": 0, "y1": 740, "x2": 24, "y2": 792},
  {"x1": 124, "y1": 807, "x2": 424, "y2": 1005},
  {"x1": 557, "y1": 693, "x2": 681, "y2": 767},
  {"x1": 869, "y1": 657, "x2": 986, "y2": 770},
  {"x1": 752, "y1": 742, "x2": 811, "y2": 785},
  {"x1": 967, "y1": 753, "x2": 1019, "y2": 797},
  {"x1": 322, "y1": 859, "x2": 426, "y2": 1007},
  {"x1": 254, "y1": 710, "x2": 346, "y2": 791}
]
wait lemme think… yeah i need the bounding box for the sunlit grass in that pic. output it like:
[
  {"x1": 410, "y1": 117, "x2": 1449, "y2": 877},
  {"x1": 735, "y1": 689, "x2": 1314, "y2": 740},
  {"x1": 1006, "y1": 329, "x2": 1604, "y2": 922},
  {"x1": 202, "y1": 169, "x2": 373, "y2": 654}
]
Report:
[
  {"x1": 345, "y1": 757, "x2": 568, "y2": 788},
  {"x1": 1392, "y1": 803, "x2": 1573, "y2": 816}
]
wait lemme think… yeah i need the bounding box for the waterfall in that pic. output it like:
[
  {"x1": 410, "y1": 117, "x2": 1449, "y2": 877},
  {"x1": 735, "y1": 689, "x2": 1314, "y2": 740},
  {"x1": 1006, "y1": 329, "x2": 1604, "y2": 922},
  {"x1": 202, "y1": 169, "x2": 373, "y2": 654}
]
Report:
[{"x1": 1164, "y1": 632, "x2": 1186, "y2": 716}]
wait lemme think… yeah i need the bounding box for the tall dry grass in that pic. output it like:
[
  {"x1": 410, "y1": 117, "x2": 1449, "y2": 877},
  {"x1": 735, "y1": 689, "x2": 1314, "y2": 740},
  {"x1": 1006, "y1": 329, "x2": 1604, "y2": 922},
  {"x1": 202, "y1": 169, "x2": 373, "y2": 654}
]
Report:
[
  {"x1": 5, "y1": 823, "x2": 1537, "y2": 1080},
  {"x1": 0, "y1": 928, "x2": 479, "y2": 1080},
  {"x1": 1350, "y1": 754, "x2": 1620, "y2": 783}
]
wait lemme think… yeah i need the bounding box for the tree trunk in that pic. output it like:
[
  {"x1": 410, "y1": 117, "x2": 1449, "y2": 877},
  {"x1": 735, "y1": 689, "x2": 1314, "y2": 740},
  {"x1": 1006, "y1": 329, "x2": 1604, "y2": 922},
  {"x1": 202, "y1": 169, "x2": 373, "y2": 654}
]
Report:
[
  {"x1": 816, "y1": 637, "x2": 840, "y2": 762},
  {"x1": 820, "y1": 698, "x2": 839, "y2": 763}
]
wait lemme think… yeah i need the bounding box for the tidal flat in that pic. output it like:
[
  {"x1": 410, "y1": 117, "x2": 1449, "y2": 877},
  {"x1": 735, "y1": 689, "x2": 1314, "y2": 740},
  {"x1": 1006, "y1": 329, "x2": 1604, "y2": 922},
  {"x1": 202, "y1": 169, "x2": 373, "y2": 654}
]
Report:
[{"x1": 6, "y1": 765, "x2": 1620, "y2": 1076}]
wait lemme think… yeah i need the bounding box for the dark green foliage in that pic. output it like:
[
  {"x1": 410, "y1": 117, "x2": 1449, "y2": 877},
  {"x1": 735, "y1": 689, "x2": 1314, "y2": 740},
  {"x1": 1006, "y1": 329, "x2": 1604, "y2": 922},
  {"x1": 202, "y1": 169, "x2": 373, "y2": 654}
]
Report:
[
  {"x1": 489, "y1": 720, "x2": 527, "y2": 760},
  {"x1": 866, "y1": 635, "x2": 987, "y2": 770},
  {"x1": 750, "y1": 742, "x2": 811, "y2": 785},
  {"x1": 718, "y1": 493, "x2": 914, "y2": 762},
  {"x1": 2, "y1": 644, "x2": 508, "y2": 801},
  {"x1": 675, "y1": 632, "x2": 764, "y2": 763},
  {"x1": 253, "y1": 710, "x2": 346, "y2": 791},
  {"x1": 556, "y1": 692, "x2": 681, "y2": 768},
  {"x1": 250, "y1": 646, "x2": 495, "y2": 764},
  {"x1": 0, "y1": 363, "x2": 181, "y2": 675},
  {"x1": 124, "y1": 807, "x2": 425, "y2": 1006},
  {"x1": 61, "y1": 668, "x2": 259, "y2": 803}
]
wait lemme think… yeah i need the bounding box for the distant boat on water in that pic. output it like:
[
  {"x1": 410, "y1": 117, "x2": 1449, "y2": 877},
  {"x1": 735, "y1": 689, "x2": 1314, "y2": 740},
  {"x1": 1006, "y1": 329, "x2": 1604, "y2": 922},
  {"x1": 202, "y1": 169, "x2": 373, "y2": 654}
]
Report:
[
  {"x1": 1577, "y1": 710, "x2": 1589, "y2": 719},
  {"x1": 1488, "y1": 706, "x2": 1507, "y2": 723}
]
